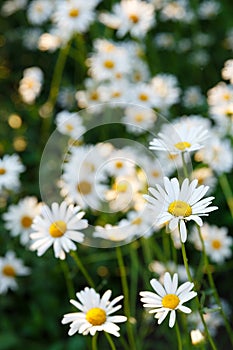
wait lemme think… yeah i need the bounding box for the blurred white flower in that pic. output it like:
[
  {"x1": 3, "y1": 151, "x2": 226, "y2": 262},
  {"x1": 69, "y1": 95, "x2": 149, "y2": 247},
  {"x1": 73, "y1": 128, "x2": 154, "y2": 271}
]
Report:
[
  {"x1": 0, "y1": 154, "x2": 25, "y2": 193},
  {"x1": 18, "y1": 66, "x2": 43, "y2": 104},
  {"x1": 0, "y1": 251, "x2": 30, "y2": 294},
  {"x1": 3, "y1": 196, "x2": 41, "y2": 246},
  {"x1": 198, "y1": 0, "x2": 221, "y2": 19},
  {"x1": 27, "y1": 0, "x2": 53, "y2": 24},
  {"x1": 55, "y1": 110, "x2": 86, "y2": 140}
]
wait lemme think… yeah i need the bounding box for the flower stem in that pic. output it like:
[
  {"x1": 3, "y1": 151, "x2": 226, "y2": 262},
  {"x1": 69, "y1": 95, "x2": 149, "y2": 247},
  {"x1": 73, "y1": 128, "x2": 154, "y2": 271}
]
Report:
[
  {"x1": 60, "y1": 260, "x2": 75, "y2": 299},
  {"x1": 70, "y1": 250, "x2": 95, "y2": 288},
  {"x1": 181, "y1": 242, "x2": 217, "y2": 350},
  {"x1": 116, "y1": 246, "x2": 136, "y2": 350},
  {"x1": 92, "y1": 333, "x2": 98, "y2": 350},
  {"x1": 219, "y1": 173, "x2": 233, "y2": 218},
  {"x1": 181, "y1": 152, "x2": 189, "y2": 179},
  {"x1": 104, "y1": 332, "x2": 117, "y2": 350},
  {"x1": 197, "y1": 225, "x2": 233, "y2": 347},
  {"x1": 175, "y1": 321, "x2": 183, "y2": 350}
]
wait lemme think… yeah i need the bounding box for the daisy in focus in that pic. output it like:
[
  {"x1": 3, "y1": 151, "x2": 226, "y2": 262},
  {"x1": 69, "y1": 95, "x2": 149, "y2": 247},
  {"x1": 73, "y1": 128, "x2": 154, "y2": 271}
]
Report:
[
  {"x1": 62, "y1": 287, "x2": 127, "y2": 336},
  {"x1": 140, "y1": 272, "x2": 197, "y2": 328},
  {"x1": 149, "y1": 118, "x2": 208, "y2": 155},
  {"x1": 3, "y1": 196, "x2": 41, "y2": 246},
  {"x1": 30, "y1": 201, "x2": 88, "y2": 260},
  {"x1": 144, "y1": 177, "x2": 218, "y2": 243},
  {"x1": 0, "y1": 251, "x2": 30, "y2": 294}
]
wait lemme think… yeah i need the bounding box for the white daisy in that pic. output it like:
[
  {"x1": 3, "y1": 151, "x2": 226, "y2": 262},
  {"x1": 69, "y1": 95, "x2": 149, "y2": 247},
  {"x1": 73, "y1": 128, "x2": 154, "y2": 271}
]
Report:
[
  {"x1": 144, "y1": 177, "x2": 218, "y2": 243},
  {"x1": 149, "y1": 119, "x2": 208, "y2": 155},
  {"x1": 182, "y1": 86, "x2": 205, "y2": 108},
  {"x1": 3, "y1": 196, "x2": 41, "y2": 246},
  {"x1": 62, "y1": 287, "x2": 127, "y2": 336},
  {"x1": 93, "y1": 222, "x2": 134, "y2": 243},
  {"x1": 99, "y1": 0, "x2": 155, "y2": 39},
  {"x1": 27, "y1": 0, "x2": 53, "y2": 25},
  {"x1": 19, "y1": 66, "x2": 43, "y2": 104},
  {"x1": 30, "y1": 201, "x2": 88, "y2": 260},
  {"x1": 205, "y1": 226, "x2": 233, "y2": 264},
  {"x1": 140, "y1": 272, "x2": 197, "y2": 328},
  {"x1": 0, "y1": 154, "x2": 25, "y2": 192},
  {"x1": 222, "y1": 59, "x2": 233, "y2": 84},
  {"x1": 55, "y1": 110, "x2": 86, "y2": 140},
  {"x1": 0, "y1": 251, "x2": 30, "y2": 294}
]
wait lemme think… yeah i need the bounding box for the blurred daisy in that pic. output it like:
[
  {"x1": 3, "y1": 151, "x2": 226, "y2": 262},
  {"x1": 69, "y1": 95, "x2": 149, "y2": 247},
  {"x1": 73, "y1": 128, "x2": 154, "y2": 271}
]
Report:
[
  {"x1": 149, "y1": 119, "x2": 208, "y2": 155},
  {"x1": 30, "y1": 201, "x2": 88, "y2": 260},
  {"x1": 3, "y1": 196, "x2": 41, "y2": 246},
  {"x1": 191, "y1": 167, "x2": 217, "y2": 192},
  {"x1": 0, "y1": 154, "x2": 25, "y2": 192},
  {"x1": 182, "y1": 86, "x2": 205, "y2": 108},
  {"x1": 99, "y1": 0, "x2": 155, "y2": 39},
  {"x1": 198, "y1": 0, "x2": 221, "y2": 19},
  {"x1": 144, "y1": 177, "x2": 218, "y2": 243},
  {"x1": 62, "y1": 287, "x2": 127, "y2": 336},
  {"x1": 1, "y1": 0, "x2": 27, "y2": 16},
  {"x1": 58, "y1": 87, "x2": 76, "y2": 109},
  {"x1": 130, "y1": 83, "x2": 157, "y2": 108},
  {"x1": 195, "y1": 134, "x2": 233, "y2": 175},
  {"x1": 149, "y1": 260, "x2": 193, "y2": 283},
  {"x1": 93, "y1": 222, "x2": 134, "y2": 242},
  {"x1": 55, "y1": 110, "x2": 86, "y2": 140},
  {"x1": 140, "y1": 272, "x2": 197, "y2": 328},
  {"x1": 18, "y1": 66, "x2": 43, "y2": 104},
  {"x1": 150, "y1": 73, "x2": 181, "y2": 111},
  {"x1": 207, "y1": 82, "x2": 233, "y2": 106},
  {"x1": 27, "y1": 0, "x2": 53, "y2": 25},
  {"x1": 53, "y1": 0, "x2": 99, "y2": 38},
  {"x1": 0, "y1": 251, "x2": 30, "y2": 294},
  {"x1": 190, "y1": 329, "x2": 205, "y2": 345}
]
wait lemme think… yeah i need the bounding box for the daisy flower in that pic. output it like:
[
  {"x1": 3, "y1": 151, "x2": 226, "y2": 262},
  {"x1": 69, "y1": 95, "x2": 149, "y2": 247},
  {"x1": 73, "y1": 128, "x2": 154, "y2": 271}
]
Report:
[
  {"x1": 27, "y1": 0, "x2": 53, "y2": 25},
  {"x1": 62, "y1": 287, "x2": 127, "y2": 336},
  {"x1": 30, "y1": 201, "x2": 88, "y2": 260},
  {"x1": 0, "y1": 251, "x2": 30, "y2": 294},
  {"x1": 0, "y1": 154, "x2": 25, "y2": 192},
  {"x1": 3, "y1": 196, "x2": 41, "y2": 246},
  {"x1": 144, "y1": 177, "x2": 218, "y2": 243},
  {"x1": 55, "y1": 110, "x2": 86, "y2": 140},
  {"x1": 149, "y1": 119, "x2": 208, "y2": 155},
  {"x1": 222, "y1": 59, "x2": 233, "y2": 84},
  {"x1": 140, "y1": 272, "x2": 197, "y2": 328},
  {"x1": 18, "y1": 66, "x2": 43, "y2": 104},
  {"x1": 99, "y1": 0, "x2": 155, "y2": 39}
]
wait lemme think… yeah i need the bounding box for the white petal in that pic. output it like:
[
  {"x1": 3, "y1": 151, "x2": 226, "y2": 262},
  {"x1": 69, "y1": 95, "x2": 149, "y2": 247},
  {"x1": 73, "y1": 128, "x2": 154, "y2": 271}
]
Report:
[
  {"x1": 150, "y1": 278, "x2": 166, "y2": 297},
  {"x1": 169, "y1": 310, "x2": 176, "y2": 328},
  {"x1": 179, "y1": 220, "x2": 187, "y2": 243}
]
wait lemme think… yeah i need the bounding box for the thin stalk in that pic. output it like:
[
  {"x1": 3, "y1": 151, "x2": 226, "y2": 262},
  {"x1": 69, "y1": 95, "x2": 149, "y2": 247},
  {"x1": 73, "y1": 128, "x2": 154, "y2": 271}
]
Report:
[
  {"x1": 104, "y1": 332, "x2": 117, "y2": 350},
  {"x1": 70, "y1": 251, "x2": 95, "y2": 288},
  {"x1": 219, "y1": 173, "x2": 233, "y2": 218},
  {"x1": 181, "y1": 152, "x2": 189, "y2": 179},
  {"x1": 60, "y1": 260, "x2": 75, "y2": 299},
  {"x1": 130, "y1": 243, "x2": 139, "y2": 317},
  {"x1": 197, "y1": 226, "x2": 233, "y2": 347},
  {"x1": 175, "y1": 321, "x2": 183, "y2": 350},
  {"x1": 181, "y1": 242, "x2": 218, "y2": 350},
  {"x1": 92, "y1": 333, "x2": 98, "y2": 350},
  {"x1": 116, "y1": 246, "x2": 136, "y2": 350}
]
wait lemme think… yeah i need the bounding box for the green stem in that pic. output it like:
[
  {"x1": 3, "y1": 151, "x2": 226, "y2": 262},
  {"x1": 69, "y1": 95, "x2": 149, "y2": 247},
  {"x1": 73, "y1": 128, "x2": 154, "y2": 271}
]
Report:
[
  {"x1": 104, "y1": 332, "x2": 117, "y2": 350},
  {"x1": 130, "y1": 243, "x2": 139, "y2": 318},
  {"x1": 92, "y1": 333, "x2": 98, "y2": 350},
  {"x1": 70, "y1": 250, "x2": 95, "y2": 288},
  {"x1": 181, "y1": 242, "x2": 217, "y2": 350},
  {"x1": 175, "y1": 321, "x2": 183, "y2": 350},
  {"x1": 197, "y1": 226, "x2": 233, "y2": 347},
  {"x1": 116, "y1": 246, "x2": 136, "y2": 350},
  {"x1": 181, "y1": 152, "x2": 189, "y2": 179},
  {"x1": 60, "y1": 260, "x2": 75, "y2": 299},
  {"x1": 219, "y1": 173, "x2": 233, "y2": 218}
]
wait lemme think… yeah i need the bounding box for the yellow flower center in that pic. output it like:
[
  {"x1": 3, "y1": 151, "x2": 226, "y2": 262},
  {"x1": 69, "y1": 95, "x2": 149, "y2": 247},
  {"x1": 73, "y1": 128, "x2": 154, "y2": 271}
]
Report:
[
  {"x1": 65, "y1": 124, "x2": 74, "y2": 132},
  {"x1": 211, "y1": 239, "x2": 222, "y2": 250},
  {"x1": 134, "y1": 114, "x2": 144, "y2": 122},
  {"x1": 2, "y1": 264, "x2": 16, "y2": 277},
  {"x1": 168, "y1": 153, "x2": 178, "y2": 160},
  {"x1": 174, "y1": 141, "x2": 191, "y2": 151},
  {"x1": 69, "y1": 8, "x2": 79, "y2": 18},
  {"x1": 162, "y1": 294, "x2": 180, "y2": 309},
  {"x1": 86, "y1": 307, "x2": 106, "y2": 326},
  {"x1": 112, "y1": 91, "x2": 121, "y2": 98},
  {"x1": 113, "y1": 181, "x2": 128, "y2": 193},
  {"x1": 104, "y1": 60, "x2": 115, "y2": 69},
  {"x1": 131, "y1": 217, "x2": 142, "y2": 225},
  {"x1": 168, "y1": 200, "x2": 192, "y2": 217},
  {"x1": 151, "y1": 170, "x2": 160, "y2": 178},
  {"x1": 77, "y1": 181, "x2": 92, "y2": 195},
  {"x1": 90, "y1": 91, "x2": 99, "y2": 101},
  {"x1": 139, "y1": 93, "x2": 148, "y2": 101},
  {"x1": 21, "y1": 215, "x2": 33, "y2": 228},
  {"x1": 129, "y1": 14, "x2": 139, "y2": 23},
  {"x1": 49, "y1": 220, "x2": 67, "y2": 238},
  {"x1": 115, "y1": 161, "x2": 123, "y2": 169},
  {"x1": 0, "y1": 168, "x2": 6, "y2": 175}
]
